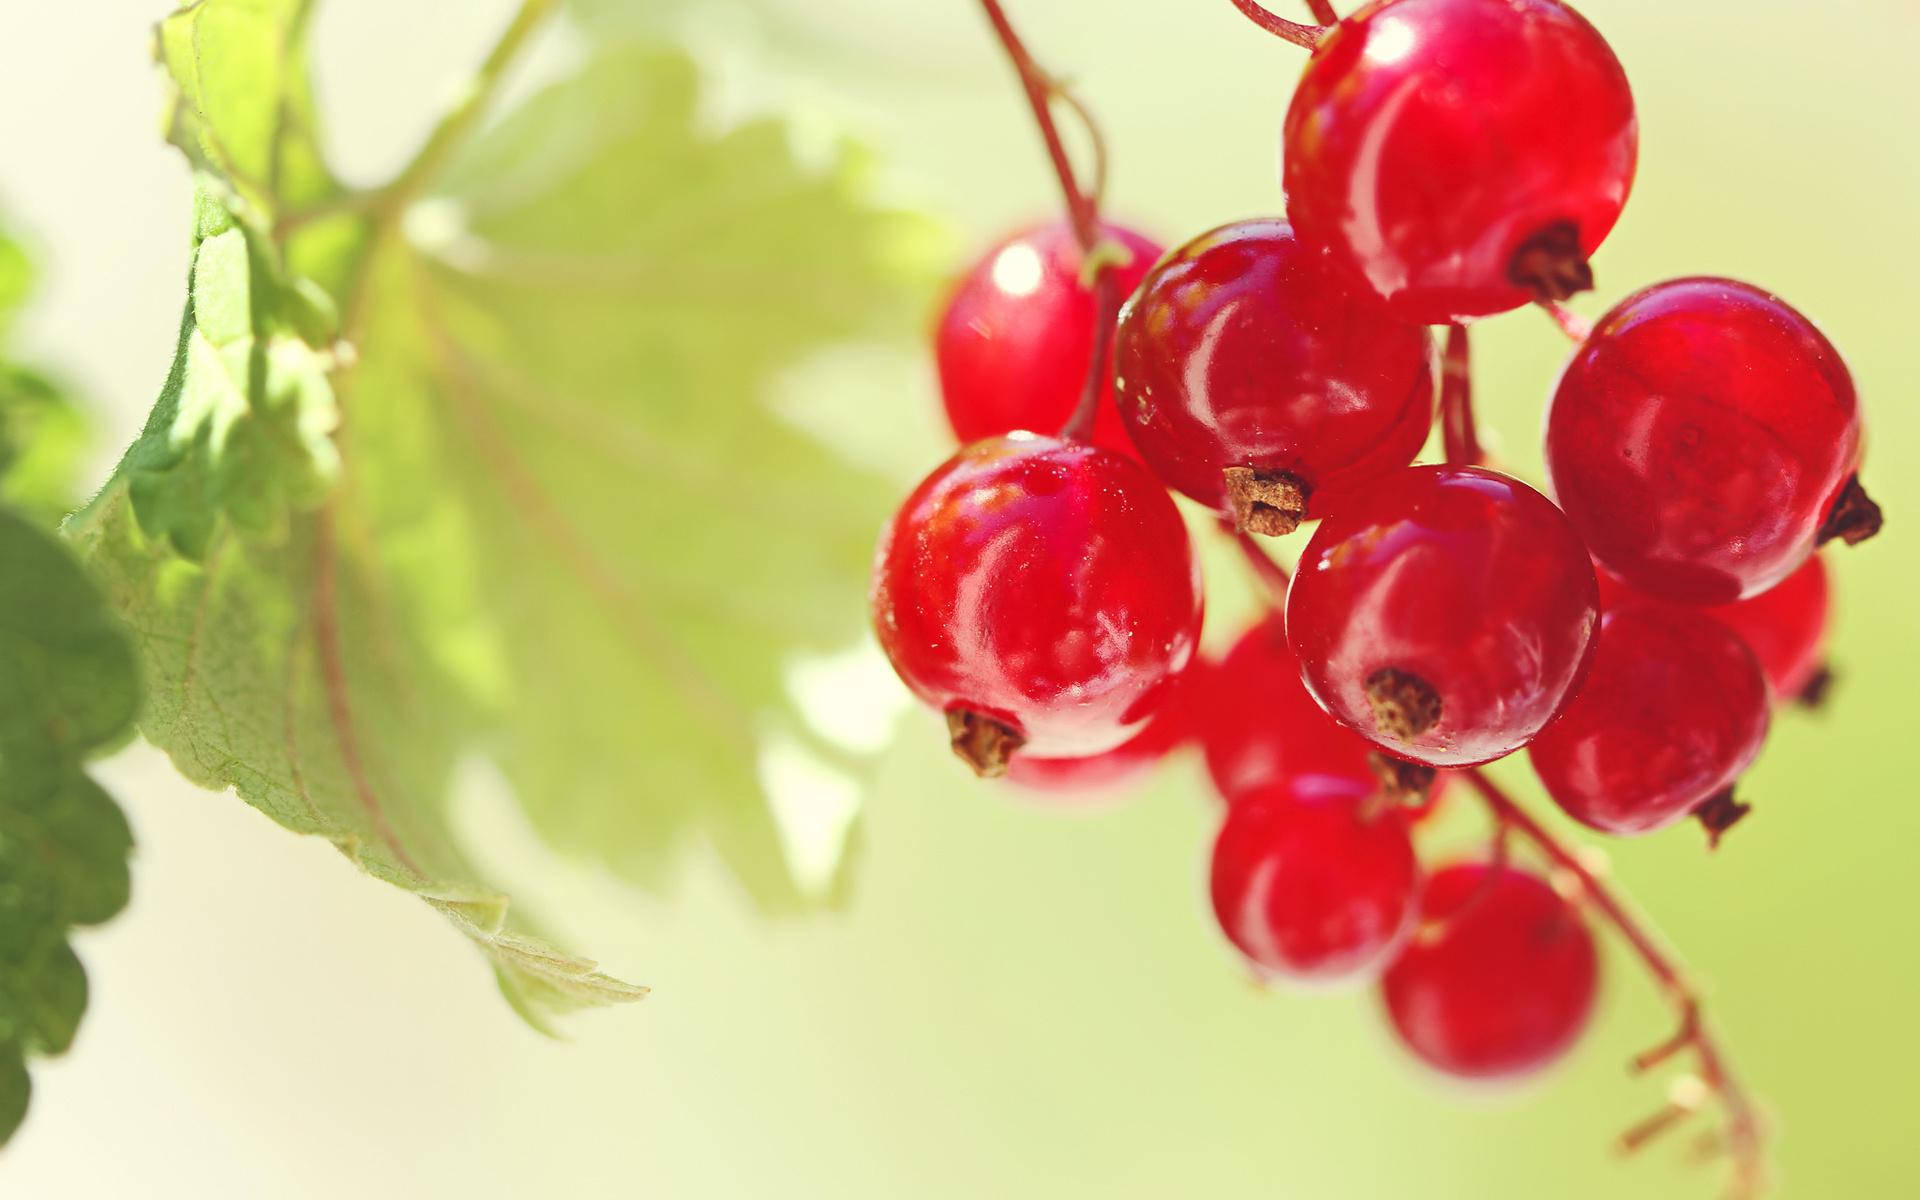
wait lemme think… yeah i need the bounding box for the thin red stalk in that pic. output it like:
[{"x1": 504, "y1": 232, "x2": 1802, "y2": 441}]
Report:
[
  {"x1": 975, "y1": 0, "x2": 1116, "y2": 442},
  {"x1": 1463, "y1": 770, "x2": 1766, "y2": 1198},
  {"x1": 1438, "y1": 323, "x2": 1484, "y2": 466},
  {"x1": 1229, "y1": 0, "x2": 1328, "y2": 47},
  {"x1": 1303, "y1": 0, "x2": 1340, "y2": 24},
  {"x1": 1541, "y1": 299, "x2": 1594, "y2": 343},
  {"x1": 1233, "y1": 528, "x2": 1293, "y2": 609}
]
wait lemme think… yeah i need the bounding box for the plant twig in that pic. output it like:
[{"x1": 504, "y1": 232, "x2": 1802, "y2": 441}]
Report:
[
  {"x1": 1438, "y1": 324, "x2": 1484, "y2": 466},
  {"x1": 1303, "y1": 0, "x2": 1340, "y2": 24},
  {"x1": 1463, "y1": 770, "x2": 1767, "y2": 1198},
  {"x1": 1228, "y1": 0, "x2": 1328, "y2": 49},
  {"x1": 1232, "y1": 526, "x2": 1293, "y2": 609},
  {"x1": 976, "y1": 0, "x2": 1122, "y2": 442},
  {"x1": 1541, "y1": 299, "x2": 1595, "y2": 343}
]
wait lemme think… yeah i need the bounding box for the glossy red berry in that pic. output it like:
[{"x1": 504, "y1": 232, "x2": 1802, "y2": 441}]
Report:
[
  {"x1": 936, "y1": 221, "x2": 1163, "y2": 457},
  {"x1": 1203, "y1": 615, "x2": 1376, "y2": 791},
  {"x1": 1007, "y1": 662, "x2": 1203, "y2": 794},
  {"x1": 1114, "y1": 219, "x2": 1433, "y2": 533},
  {"x1": 1210, "y1": 784, "x2": 1419, "y2": 982},
  {"x1": 1529, "y1": 604, "x2": 1770, "y2": 836},
  {"x1": 1597, "y1": 556, "x2": 1833, "y2": 704},
  {"x1": 871, "y1": 434, "x2": 1203, "y2": 775},
  {"x1": 1546, "y1": 278, "x2": 1868, "y2": 604},
  {"x1": 1284, "y1": 0, "x2": 1637, "y2": 324},
  {"x1": 1705, "y1": 556, "x2": 1832, "y2": 702},
  {"x1": 1287, "y1": 466, "x2": 1599, "y2": 767},
  {"x1": 1381, "y1": 863, "x2": 1598, "y2": 1079}
]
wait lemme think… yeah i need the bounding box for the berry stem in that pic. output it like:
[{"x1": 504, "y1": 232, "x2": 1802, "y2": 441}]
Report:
[
  {"x1": 1232, "y1": 527, "x2": 1293, "y2": 608},
  {"x1": 1462, "y1": 769, "x2": 1766, "y2": 1198},
  {"x1": 1227, "y1": 0, "x2": 1328, "y2": 49},
  {"x1": 1439, "y1": 324, "x2": 1484, "y2": 467},
  {"x1": 1540, "y1": 299, "x2": 1595, "y2": 343},
  {"x1": 974, "y1": 0, "x2": 1120, "y2": 443},
  {"x1": 1303, "y1": 0, "x2": 1340, "y2": 24}
]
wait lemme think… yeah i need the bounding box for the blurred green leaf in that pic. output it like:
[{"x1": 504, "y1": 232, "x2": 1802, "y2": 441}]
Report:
[
  {"x1": 75, "y1": 0, "x2": 931, "y2": 1023},
  {"x1": 0, "y1": 506, "x2": 138, "y2": 1145},
  {"x1": 0, "y1": 227, "x2": 89, "y2": 527}
]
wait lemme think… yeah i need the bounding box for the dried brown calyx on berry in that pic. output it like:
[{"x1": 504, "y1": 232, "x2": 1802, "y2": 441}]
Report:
[
  {"x1": 1223, "y1": 467, "x2": 1310, "y2": 537},
  {"x1": 1365, "y1": 667, "x2": 1442, "y2": 741},
  {"x1": 1508, "y1": 220, "x2": 1593, "y2": 302},
  {"x1": 1693, "y1": 788, "x2": 1752, "y2": 849},
  {"x1": 1816, "y1": 474, "x2": 1882, "y2": 547},
  {"x1": 947, "y1": 710, "x2": 1025, "y2": 778}
]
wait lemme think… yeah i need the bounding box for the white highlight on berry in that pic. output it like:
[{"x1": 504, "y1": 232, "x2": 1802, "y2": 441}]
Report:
[{"x1": 989, "y1": 242, "x2": 1046, "y2": 298}]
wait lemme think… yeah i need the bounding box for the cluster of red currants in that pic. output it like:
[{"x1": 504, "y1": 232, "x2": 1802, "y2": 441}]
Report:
[{"x1": 871, "y1": 0, "x2": 1878, "y2": 1089}]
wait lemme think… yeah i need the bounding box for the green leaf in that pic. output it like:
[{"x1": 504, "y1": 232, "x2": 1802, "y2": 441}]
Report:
[
  {"x1": 0, "y1": 506, "x2": 138, "y2": 1144},
  {"x1": 0, "y1": 227, "x2": 89, "y2": 527},
  {"x1": 76, "y1": 1, "x2": 932, "y2": 1023}
]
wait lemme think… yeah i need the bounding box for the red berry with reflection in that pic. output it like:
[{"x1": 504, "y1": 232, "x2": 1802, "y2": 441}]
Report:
[
  {"x1": 1546, "y1": 278, "x2": 1867, "y2": 604},
  {"x1": 1210, "y1": 783, "x2": 1419, "y2": 982},
  {"x1": 871, "y1": 434, "x2": 1203, "y2": 775},
  {"x1": 1115, "y1": 219, "x2": 1433, "y2": 533},
  {"x1": 1284, "y1": 0, "x2": 1637, "y2": 324},
  {"x1": 1529, "y1": 604, "x2": 1770, "y2": 836},
  {"x1": 936, "y1": 221, "x2": 1162, "y2": 456},
  {"x1": 1007, "y1": 662, "x2": 1204, "y2": 794},
  {"x1": 1382, "y1": 863, "x2": 1598, "y2": 1079},
  {"x1": 1287, "y1": 466, "x2": 1599, "y2": 767}
]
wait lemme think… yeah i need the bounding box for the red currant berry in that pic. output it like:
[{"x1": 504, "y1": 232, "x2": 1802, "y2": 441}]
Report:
[
  {"x1": 1529, "y1": 604, "x2": 1770, "y2": 836},
  {"x1": 1202, "y1": 614, "x2": 1380, "y2": 799},
  {"x1": 1597, "y1": 556, "x2": 1833, "y2": 705},
  {"x1": 1210, "y1": 783, "x2": 1419, "y2": 982},
  {"x1": 1007, "y1": 662, "x2": 1203, "y2": 794},
  {"x1": 871, "y1": 434, "x2": 1204, "y2": 775},
  {"x1": 1546, "y1": 278, "x2": 1870, "y2": 603},
  {"x1": 1114, "y1": 219, "x2": 1433, "y2": 534},
  {"x1": 1284, "y1": 0, "x2": 1637, "y2": 324},
  {"x1": 1287, "y1": 466, "x2": 1600, "y2": 767},
  {"x1": 936, "y1": 221, "x2": 1162, "y2": 457},
  {"x1": 1706, "y1": 556, "x2": 1832, "y2": 703},
  {"x1": 1381, "y1": 863, "x2": 1598, "y2": 1079}
]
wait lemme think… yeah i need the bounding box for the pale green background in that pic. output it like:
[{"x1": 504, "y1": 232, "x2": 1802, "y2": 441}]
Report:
[{"x1": 1, "y1": 1, "x2": 1916, "y2": 1196}]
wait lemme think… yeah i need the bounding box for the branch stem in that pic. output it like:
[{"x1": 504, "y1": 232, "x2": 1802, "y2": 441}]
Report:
[
  {"x1": 1303, "y1": 0, "x2": 1340, "y2": 23},
  {"x1": 1228, "y1": 0, "x2": 1328, "y2": 48},
  {"x1": 1463, "y1": 770, "x2": 1766, "y2": 1198},
  {"x1": 975, "y1": 0, "x2": 1118, "y2": 443},
  {"x1": 1438, "y1": 324, "x2": 1483, "y2": 466}
]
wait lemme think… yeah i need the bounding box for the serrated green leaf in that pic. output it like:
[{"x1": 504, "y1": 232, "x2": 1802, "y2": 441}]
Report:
[
  {"x1": 0, "y1": 506, "x2": 138, "y2": 1144},
  {"x1": 76, "y1": 1, "x2": 931, "y2": 1024}
]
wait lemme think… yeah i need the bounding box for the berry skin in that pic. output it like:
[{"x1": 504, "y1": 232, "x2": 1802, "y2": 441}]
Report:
[
  {"x1": 1283, "y1": 0, "x2": 1637, "y2": 324},
  {"x1": 1598, "y1": 556, "x2": 1833, "y2": 704},
  {"x1": 1529, "y1": 604, "x2": 1771, "y2": 836},
  {"x1": 1381, "y1": 863, "x2": 1598, "y2": 1079},
  {"x1": 936, "y1": 221, "x2": 1163, "y2": 456},
  {"x1": 871, "y1": 434, "x2": 1204, "y2": 775},
  {"x1": 1210, "y1": 783, "x2": 1420, "y2": 983},
  {"x1": 1546, "y1": 278, "x2": 1866, "y2": 604},
  {"x1": 1287, "y1": 466, "x2": 1600, "y2": 767},
  {"x1": 1705, "y1": 556, "x2": 1832, "y2": 703},
  {"x1": 1114, "y1": 219, "x2": 1434, "y2": 534},
  {"x1": 1007, "y1": 661, "x2": 1203, "y2": 793}
]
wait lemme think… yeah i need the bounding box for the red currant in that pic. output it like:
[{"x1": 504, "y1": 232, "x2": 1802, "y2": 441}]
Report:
[
  {"x1": 1287, "y1": 466, "x2": 1599, "y2": 767},
  {"x1": 1381, "y1": 863, "x2": 1598, "y2": 1079},
  {"x1": 1006, "y1": 661, "x2": 1203, "y2": 793},
  {"x1": 1204, "y1": 614, "x2": 1376, "y2": 794},
  {"x1": 1114, "y1": 219, "x2": 1433, "y2": 534},
  {"x1": 1705, "y1": 556, "x2": 1832, "y2": 703},
  {"x1": 1597, "y1": 556, "x2": 1833, "y2": 704},
  {"x1": 1529, "y1": 604, "x2": 1770, "y2": 837},
  {"x1": 871, "y1": 434, "x2": 1204, "y2": 775},
  {"x1": 1210, "y1": 783, "x2": 1419, "y2": 982},
  {"x1": 936, "y1": 221, "x2": 1162, "y2": 456},
  {"x1": 1283, "y1": 0, "x2": 1637, "y2": 324},
  {"x1": 1546, "y1": 278, "x2": 1871, "y2": 604}
]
